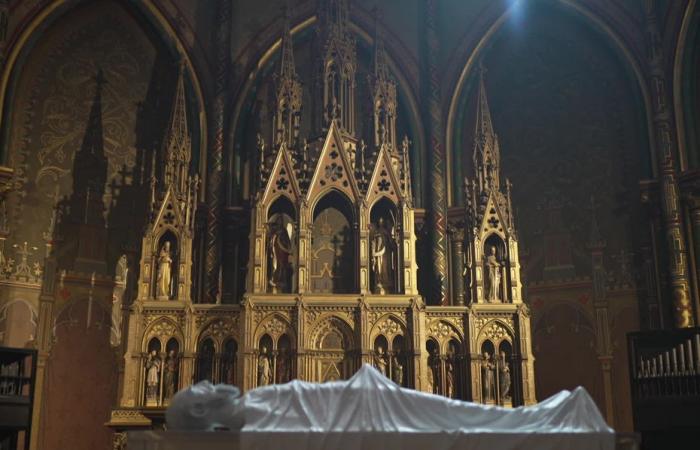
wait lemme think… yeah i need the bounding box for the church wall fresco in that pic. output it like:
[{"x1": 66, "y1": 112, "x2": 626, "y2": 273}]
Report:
[{"x1": 4, "y1": 0, "x2": 157, "y2": 262}]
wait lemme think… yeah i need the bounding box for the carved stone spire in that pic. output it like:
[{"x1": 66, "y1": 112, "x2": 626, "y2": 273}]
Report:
[
  {"x1": 70, "y1": 69, "x2": 108, "y2": 226},
  {"x1": 472, "y1": 64, "x2": 500, "y2": 194},
  {"x1": 316, "y1": 0, "x2": 356, "y2": 136},
  {"x1": 273, "y1": 7, "x2": 302, "y2": 149},
  {"x1": 162, "y1": 63, "x2": 192, "y2": 198},
  {"x1": 369, "y1": 10, "x2": 397, "y2": 157}
]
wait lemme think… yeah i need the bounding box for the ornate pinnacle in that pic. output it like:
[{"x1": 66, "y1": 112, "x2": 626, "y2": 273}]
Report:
[
  {"x1": 472, "y1": 63, "x2": 500, "y2": 193},
  {"x1": 279, "y1": 5, "x2": 296, "y2": 81},
  {"x1": 372, "y1": 8, "x2": 390, "y2": 82},
  {"x1": 475, "y1": 63, "x2": 495, "y2": 147},
  {"x1": 274, "y1": 4, "x2": 302, "y2": 148},
  {"x1": 401, "y1": 135, "x2": 412, "y2": 202},
  {"x1": 163, "y1": 62, "x2": 192, "y2": 195}
]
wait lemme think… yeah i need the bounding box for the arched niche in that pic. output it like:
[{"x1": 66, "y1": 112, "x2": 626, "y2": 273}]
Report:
[
  {"x1": 257, "y1": 334, "x2": 274, "y2": 387},
  {"x1": 311, "y1": 316, "x2": 355, "y2": 381},
  {"x1": 154, "y1": 230, "x2": 179, "y2": 300},
  {"x1": 228, "y1": 16, "x2": 425, "y2": 208},
  {"x1": 483, "y1": 233, "x2": 506, "y2": 303},
  {"x1": 276, "y1": 333, "x2": 293, "y2": 383},
  {"x1": 147, "y1": 337, "x2": 161, "y2": 354},
  {"x1": 267, "y1": 196, "x2": 296, "y2": 293},
  {"x1": 311, "y1": 190, "x2": 357, "y2": 293},
  {"x1": 369, "y1": 197, "x2": 400, "y2": 294},
  {"x1": 144, "y1": 337, "x2": 162, "y2": 406},
  {"x1": 372, "y1": 335, "x2": 389, "y2": 378},
  {"x1": 426, "y1": 338, "x2": 441, "y2": 395},
  {"x1": 480, "y1": 339, "x2": 496, "y2": 404},
  {"x1": 0, "y1": 300, "x2": 37, "y2": 348},
  {"x1": 447, "y1": 0, "x2": 651, "y2": 268},
  {"x1": 259, "y1": 333, "x2": 273, "y2": 354},
  {"x1": 445, "y1": 338, "x2": 462, "y2": 399},
  {"x1": 220, "y1": 338, "x2": 238, "y2": 386},
  {"x1": 391, "y1": 334, "x2": 407, "y2": 387},
  {"x1": 497, "y1": 340, "x2": 514, "y2": 404},
  {"x1": 195, "y1": 338, "x2": 215, "y2": 383},
  {"x1": 163, "y1": 337, "x2": 180, "y2": 403}
]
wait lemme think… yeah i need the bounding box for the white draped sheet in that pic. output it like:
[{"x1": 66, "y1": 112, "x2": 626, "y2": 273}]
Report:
[{"x1": 133, "y1": 364, "x2": 614, "y2": 450}]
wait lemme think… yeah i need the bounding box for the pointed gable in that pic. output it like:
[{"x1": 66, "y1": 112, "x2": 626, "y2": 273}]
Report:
[
  {"x1": 479, "y1": 192, "x2": 509, "y2": 239},
  {"x1": 306, "y1": 121, "x2": 360, "y2": 203},
  {"x1": 262, "y1": 143, "x2": 301, "y2": 203},
  {"x1": 365, "y1": 145, "x2": 403, "y2": 207},
  {"x1": 151, "y1": 187, "x2": 186, "y2": 235}
]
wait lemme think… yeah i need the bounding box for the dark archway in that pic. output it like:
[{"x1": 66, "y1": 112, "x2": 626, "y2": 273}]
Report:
[{"x1": 311, "y1": 190, "x2": 357, "y2": 293}]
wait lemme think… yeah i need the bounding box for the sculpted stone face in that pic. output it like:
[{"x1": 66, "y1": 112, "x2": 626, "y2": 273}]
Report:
[{"x1": 166, "y1": 381, "x2": 244, "y2": 431}]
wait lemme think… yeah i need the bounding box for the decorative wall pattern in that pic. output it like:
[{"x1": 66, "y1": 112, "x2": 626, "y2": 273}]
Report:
[{"x1": 5, "y1": 1, "x2": 157, "y2": 258}]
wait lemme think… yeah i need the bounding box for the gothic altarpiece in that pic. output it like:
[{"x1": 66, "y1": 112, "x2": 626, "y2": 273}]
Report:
[{"x1": 110, "y1": 2, "x2": 536, "y2": 435}]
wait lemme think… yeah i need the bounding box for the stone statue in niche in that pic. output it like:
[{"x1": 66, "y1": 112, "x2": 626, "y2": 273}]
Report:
[
  {"x1": 485, "y1": 246, "x2": 501, "y2": 302},
  {"x1": 429, "y1": 348, "x2": 441, "y2": 395},
  {"x1": 498, "y1": 351, "x2": 511, "y2": 402},
  {"x1": 392, "y1": 355, "x2": 404, "y2": 385},
  {"x1": 145, "y1": 350, "x2": 161, "y2": 404},
  {"x1": 258, "y1": 347, "x2": 272, "y2": 387},
  {"x1": 276, "y1": 347, "x2": 291, "y2": 383},
  {"x1": 374, "y1": 346, "x2": 388, "y2": 377},
  {"x1": 481, "y1": 352, "x2": 495, "y2": 402},
  {"x1": 445, "y1": 357, "x2": 455, "y2": 398},
  {"x1": 164, "y1": 349, "x2": 178, "y2": 402},
  {"x1": 156, "y1": 241, "x2": 173, "y2": 299},
  {"x1": 268, "y1": 215, "x2": 293, "y2": 293},
  {"x1": 371, "y1": 217, "x2": 396, "y2": 294}
]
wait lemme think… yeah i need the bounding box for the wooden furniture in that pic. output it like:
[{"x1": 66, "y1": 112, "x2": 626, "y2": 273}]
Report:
[{"x1": 0, "y1": 347, "x2": 37, "y2": 450}]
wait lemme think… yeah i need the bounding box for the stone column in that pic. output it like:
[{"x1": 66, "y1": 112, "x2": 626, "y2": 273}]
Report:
[
  {"x1": 643, "y1": 0, "x2": 694, "y2": 327},
  {"x1": 422, "y1": 0, "x2": 449, "y2": 305},
  {"x1": 206, "y1": 0, "x2": 232, "y2": 302},
  {"x1": 449, "y1": 225, "x2": 465, "y2": 305},
  {"x1": 685, "y1": 195, "x2": 700, "y2": 325}
]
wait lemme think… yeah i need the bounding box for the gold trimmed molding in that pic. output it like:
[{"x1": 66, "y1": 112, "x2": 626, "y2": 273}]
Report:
[{"x1": 444, "y1": 0, "x2": 657, "y2": 207}]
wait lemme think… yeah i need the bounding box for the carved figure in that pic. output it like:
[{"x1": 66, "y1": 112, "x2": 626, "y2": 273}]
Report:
[
  {"x1": 164, "y1": 350, "x2": 178, "y2": 401},
  {"x1": 445, "y1": 357, "x2": 455, "y2": 398},
  {"x1": 268, "y1": 215, "x2": 293, "y2": 293},
  {"x1": 371, "y1": 217, "x2": 395, "y2": 294},
  {"x1": 392, "y1": 355, "x2": 404, "y2": 385},
  {"x1": 258, "y1": 347, "x2": 272, "y2": 387},
  {"x1": 485, "y1": 246, "x2": 501, "y2": 302},
  {"x1": 498, "y1": 351, "x2": 511, "y2": 401},
  {"x1": 145, "y1": 350, "x2": 161, "y2": 404},
  {"x1": 156, "y1": 241, "x2": 173, "y2": 299},
  {"x1": 481, "y1": 352, "x2": 495, "y2": 402},
  {"x1": 374, "y1": 346, "x2": 388, "y2": 377},
  {"x1": 429, "y1": 349, "x2": 441, "y2": 395},
  {"x1": 276, "y1": 348, "x2": 291, "y2": 383}
]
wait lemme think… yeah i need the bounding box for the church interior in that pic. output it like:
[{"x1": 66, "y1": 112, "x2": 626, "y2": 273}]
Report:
[{"x1": 0, "y1": 0, "x2": 698, "y2": 449}]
